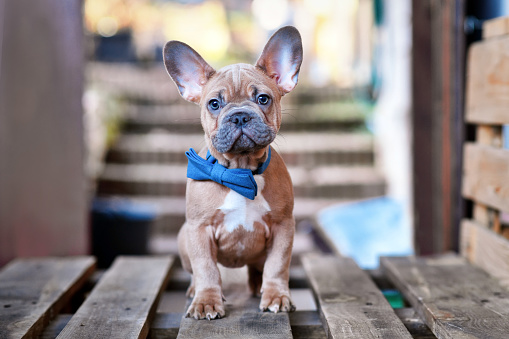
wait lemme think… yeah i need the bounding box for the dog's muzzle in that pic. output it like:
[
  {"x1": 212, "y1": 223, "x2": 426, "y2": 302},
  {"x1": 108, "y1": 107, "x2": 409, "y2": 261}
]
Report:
[{"x1": 212, "y1": 108, "x2": 275, "y2": 154}]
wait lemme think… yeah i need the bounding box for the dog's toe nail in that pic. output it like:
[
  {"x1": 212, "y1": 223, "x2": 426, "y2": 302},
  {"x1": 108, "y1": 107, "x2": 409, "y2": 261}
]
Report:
[{"x1": 269, "y1": 304, "x2": 280, "y2": 313}]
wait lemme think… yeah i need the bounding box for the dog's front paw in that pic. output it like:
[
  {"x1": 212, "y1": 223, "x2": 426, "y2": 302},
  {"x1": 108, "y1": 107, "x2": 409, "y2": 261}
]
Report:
[
  {"x1": 259, "y1": 285, "x2": 296, "y2": 313},
  {"x1": 186, "y1": 288, "x2": 225, "y2": 320}
]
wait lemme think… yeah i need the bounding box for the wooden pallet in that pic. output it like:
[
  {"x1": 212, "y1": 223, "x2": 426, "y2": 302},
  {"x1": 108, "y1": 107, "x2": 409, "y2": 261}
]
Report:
[
  {"x1": 460, "y1": 15, "x2": 509, "y2": 289},
  {"x1": 2, "y1": 252, "x2": 509, "y2": 338}
]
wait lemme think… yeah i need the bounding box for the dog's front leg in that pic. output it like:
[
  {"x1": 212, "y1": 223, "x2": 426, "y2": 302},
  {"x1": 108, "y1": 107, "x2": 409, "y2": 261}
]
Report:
[
  {"x1": 183, "y1": 225, "x2": 225, "y2": 320},
  {"x1": 260, "y1": 218, "x2": 296, "y2": 313}
]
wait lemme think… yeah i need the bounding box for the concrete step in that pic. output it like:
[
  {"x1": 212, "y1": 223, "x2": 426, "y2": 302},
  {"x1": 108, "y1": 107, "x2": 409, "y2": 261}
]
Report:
[
  {"x1": 86, "y1": 62, "x2": 182, "y2": 104},
  {"x1": 96, "y1": 163, "x2": 385, "y2": 199},
  {"x1": 96, "y1": 195, "x2": 354, "y2": 236},
  {"x1": 121, "y1": 103, "x2": 367, "y2": 134},
  {"x1": 87, "y1": 62, "x2": 365, "y2": 105},
  {"x1": 106, "y1": 132, "x2": 375, "y2": 167}
]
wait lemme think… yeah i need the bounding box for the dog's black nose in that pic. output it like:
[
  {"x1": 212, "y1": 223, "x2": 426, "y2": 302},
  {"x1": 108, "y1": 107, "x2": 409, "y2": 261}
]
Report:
[{"x1": 230, "y1": 112, "x2": 252, "y2": 127}]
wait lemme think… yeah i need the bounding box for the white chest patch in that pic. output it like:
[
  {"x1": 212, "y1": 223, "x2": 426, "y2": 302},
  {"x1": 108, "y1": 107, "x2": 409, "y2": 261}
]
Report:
[{"x1": 218, "y1": 176, "x2": 271, "y2": 233}]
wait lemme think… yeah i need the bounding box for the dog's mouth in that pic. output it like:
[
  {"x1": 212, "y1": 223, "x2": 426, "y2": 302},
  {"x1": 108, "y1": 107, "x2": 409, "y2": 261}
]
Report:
[{"x1": 212, "y1": 112, "x2": 275, "y2": 154}]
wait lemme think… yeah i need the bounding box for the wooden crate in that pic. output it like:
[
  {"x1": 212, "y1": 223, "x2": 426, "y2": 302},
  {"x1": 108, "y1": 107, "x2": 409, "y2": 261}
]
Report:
[{"x1": 460, "y1": 15, "x2": 509, "y2": 288}]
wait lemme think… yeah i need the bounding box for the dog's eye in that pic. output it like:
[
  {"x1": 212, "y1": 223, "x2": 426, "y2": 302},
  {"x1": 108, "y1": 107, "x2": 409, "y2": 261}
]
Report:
[
  {"x1": 257, "y1": 94, "x2": 270, "y2": 105},
  {"x1": 208, "y1": 99, "x2": 220, "y2": 111}
]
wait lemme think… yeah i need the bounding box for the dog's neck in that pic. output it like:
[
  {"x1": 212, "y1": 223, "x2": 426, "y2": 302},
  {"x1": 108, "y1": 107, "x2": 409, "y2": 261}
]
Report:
[{"x1": 207, "y1": 144, "x2": 270, "y2": 171}]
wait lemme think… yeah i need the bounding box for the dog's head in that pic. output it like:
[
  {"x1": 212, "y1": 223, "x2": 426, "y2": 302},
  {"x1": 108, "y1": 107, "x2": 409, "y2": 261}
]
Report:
[{"x1": 163, "y1": 26, "x2": 302, "y2": 165}]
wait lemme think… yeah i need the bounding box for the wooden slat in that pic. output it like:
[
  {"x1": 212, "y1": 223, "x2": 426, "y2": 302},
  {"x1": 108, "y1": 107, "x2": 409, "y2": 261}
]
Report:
[
  {"x1": 465, "y1": 35, "x2": 509, "y2": 124},
  {"x1": 462, "y1": 143, "x2": 509, "y2": 213},
  {"x1": 0, "y1": 257, "x2": 95, "y2": 339},
  {"x1": 177, "y1": 266, "x2": 292, "y2": 339},
  {"x1": 57, "y1": 256, "x2": 174, "y2": 339},
  {"x1": 460, "y1": 219, "x2": 509, "y2": 288},
  {"x1": 382, "y1": 255, "x2": 509, "y2": 339},
  {"x1": 483, "y1": 16, "x2": 509, "y2": 39},
  {"x1": 301, "y1": 253, "x2": 412, "y2": 339}
]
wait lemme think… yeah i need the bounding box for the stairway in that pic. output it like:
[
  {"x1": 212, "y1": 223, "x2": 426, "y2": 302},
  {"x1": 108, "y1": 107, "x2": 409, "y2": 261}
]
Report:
[{"x1": 91, "y1": 63, "x2": 385, "y2": 255}]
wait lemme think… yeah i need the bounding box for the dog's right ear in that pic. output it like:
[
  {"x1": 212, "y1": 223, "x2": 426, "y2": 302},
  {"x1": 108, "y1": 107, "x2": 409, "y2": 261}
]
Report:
[{"x1": 163, "y1": 41, "x2": 215, "y2": 104}]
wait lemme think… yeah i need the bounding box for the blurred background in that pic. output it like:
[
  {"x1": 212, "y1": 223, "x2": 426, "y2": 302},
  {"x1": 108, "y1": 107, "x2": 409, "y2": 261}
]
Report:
[{"x1": 1, "y1": 0, "x2": 508, "y2": 268}]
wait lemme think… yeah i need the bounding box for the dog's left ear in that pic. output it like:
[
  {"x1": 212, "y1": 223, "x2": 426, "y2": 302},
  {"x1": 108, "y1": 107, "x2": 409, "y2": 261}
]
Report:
[
  {"x1": 163, "y1": 41, "x2": 215, "y2": 104},
  {"x1": 256, "y1": 26, "x2": 303, "y2": 95}
]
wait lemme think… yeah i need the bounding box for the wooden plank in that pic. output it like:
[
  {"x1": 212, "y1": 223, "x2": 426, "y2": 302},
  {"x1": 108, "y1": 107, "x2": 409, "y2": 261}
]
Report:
[
  {"x1": 0, "y1": 257, "x2": 95, "y2": 339},
  {"x1": 57, "y1": 256, "x2": 174, "y2": 339},
  {"x1": 411, "y1": 0, "x2": 437, "y2": 255},
  {"x1": 382, "y1": 255, "x2": 509, "y2": 339},
  {"x1": 177, "y1": 265, "x2": 292, "y2": 339},
  {"x1": 411, "y1": 0, "x2": 466, "y2": 255},
  {"x1": 301, "y1": 253, "x2": 412, "y2": 339},
  {"x1": 465, "y1": 35, "x2": 509, "y2": 125},
  {"x1": 462, "y1": 143, "x2": 509, "y2": 213},
  {"x1": 483, "y1": 16, "x2": 509, "y2": 39},
  {"x1": 460, "y1": 219, "x2": 509, "y2": 288}
]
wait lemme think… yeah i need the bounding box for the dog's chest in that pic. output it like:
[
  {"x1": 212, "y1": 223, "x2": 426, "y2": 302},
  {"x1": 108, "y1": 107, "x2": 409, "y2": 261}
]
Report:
[{"x1": 214, "y1": 176, "x2": 271, "y2": 266}]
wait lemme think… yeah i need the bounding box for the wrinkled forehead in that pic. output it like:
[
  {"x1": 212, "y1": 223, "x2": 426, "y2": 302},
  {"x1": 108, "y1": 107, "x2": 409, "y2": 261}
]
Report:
[{"x1": 203, "y1": 63, "x2": 279, "y2": 102}]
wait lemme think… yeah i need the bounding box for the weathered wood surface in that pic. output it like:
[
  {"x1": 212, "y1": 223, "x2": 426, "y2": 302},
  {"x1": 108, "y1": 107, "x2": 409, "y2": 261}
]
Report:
[
  {"x1": 483, "y1": 16, "x2": 509, "y2": 39},
  {"x1": 462, "y1": 143, "x2": 509, "y2": 213},
  {"x1": 382, "y1": 255, "x2": 509, "y2": 339},
  {"x1": 465, "y1": 35, "x2": 509, "y2": 125},
  {"x1": 0, "y1": 257, "x2": 95, "y2": 339},
  {"x1": 302, "y1": 253, "x2": 412, "y2": 339},
  {"x1": 461, "y1": 219, "x2": 509, "y2": 288},
  {"x1": 57, "y1": 256, "x2": 174, "y2": 339},
  {"x1": 177, "y1": 265, "x2": 293, "y2": 339}
]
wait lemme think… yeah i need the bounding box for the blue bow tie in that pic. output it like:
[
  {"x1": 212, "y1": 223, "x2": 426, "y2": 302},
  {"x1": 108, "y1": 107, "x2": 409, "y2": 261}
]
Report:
[{"x1": 185, "y1": 147, "x2": 271, "y2": 200}]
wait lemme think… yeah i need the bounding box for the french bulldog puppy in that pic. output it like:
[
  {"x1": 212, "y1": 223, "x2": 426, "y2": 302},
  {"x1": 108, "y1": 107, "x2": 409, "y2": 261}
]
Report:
[{"x1": 163, "y1": 26, "x2": 303, "y2": 320}]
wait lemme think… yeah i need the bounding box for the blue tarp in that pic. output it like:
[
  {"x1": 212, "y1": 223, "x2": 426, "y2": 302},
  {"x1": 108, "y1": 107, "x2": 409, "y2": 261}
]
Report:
[{"x1": 317, "y1": 197, "x2": 413, "y2": 269}]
